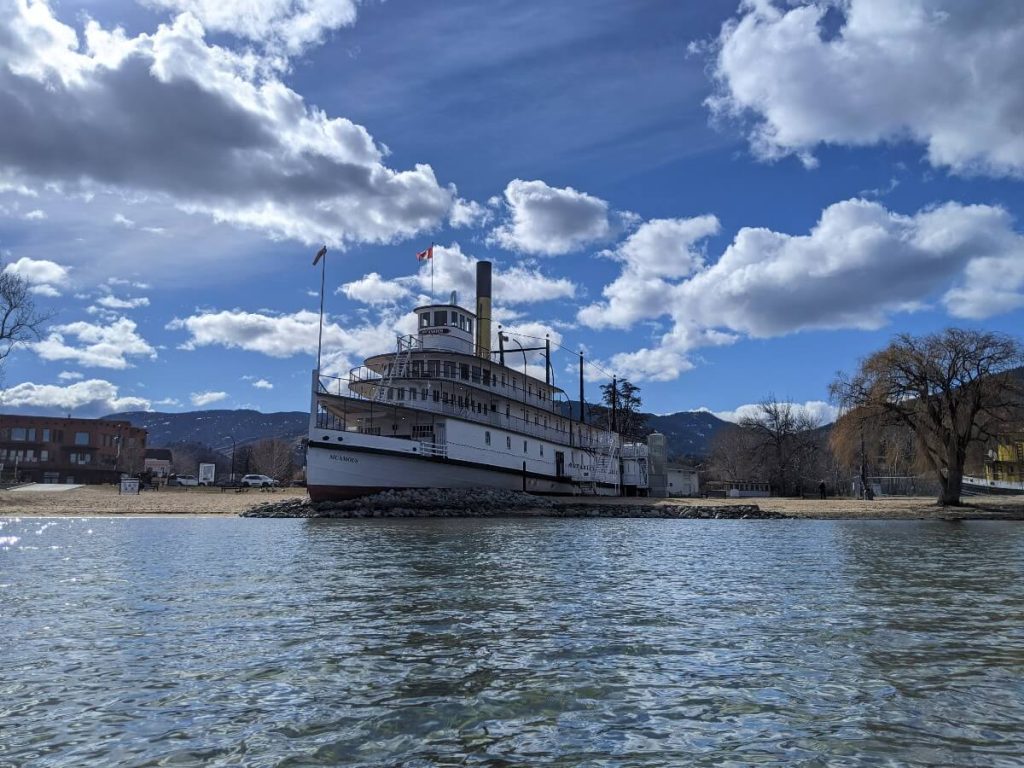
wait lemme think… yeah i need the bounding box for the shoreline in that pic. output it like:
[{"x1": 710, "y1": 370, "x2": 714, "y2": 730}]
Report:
[{"x1": 1, "y1": 485, "x2": 1022, "y2": 520}]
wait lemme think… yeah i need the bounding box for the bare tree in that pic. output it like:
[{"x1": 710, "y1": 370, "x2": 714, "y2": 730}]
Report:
[
  {"x1": 249, "y1": 438, "x2": 295, "y2": 481},
  {"x1": 708, "y1": 424, "x2": 765, "y2": 484},
  {"x1": 830, "y1": 328, "x2": 1024, "y2": 507},
  {"x1": 0, "y1": 267, "x2": 51, "y2": 375},
  {"x1": 738, "y1": 396, "x2": 822, "y2": 496}
]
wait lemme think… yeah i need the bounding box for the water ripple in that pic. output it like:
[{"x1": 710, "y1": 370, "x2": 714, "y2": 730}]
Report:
[{"x1": 1, "y1": 517, "x2": 1023, "y2": 766}]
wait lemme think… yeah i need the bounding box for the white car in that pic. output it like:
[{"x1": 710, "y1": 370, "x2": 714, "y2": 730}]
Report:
[
  {"x1": 240, "y1": 474, "x2": 278, "y2": 488},
  {"x1": 172, "y1": 474, "x2": 199, "y2": 487}
]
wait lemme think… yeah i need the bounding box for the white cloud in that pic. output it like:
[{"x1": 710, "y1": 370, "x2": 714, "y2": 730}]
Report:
[
  {"x1": 22, "y1": 209, "x2": 45, "y2": 220},
  {"x1": 707, "y1": 0, "x2": 1024, "y2": 176},
  {"x1": 0, "y1": 379, "x2": 151, "y2": 413},
  {"x1": 489, "y1": 179, "x2": 623, "y2": 256},
  {"x1": 339, "y1": 244, "x2": 578, "y2": 310},
  {"x1": 168, "y1": 306, "x2": 409, "y2": 374},
  {"x1": 57, "y1": 370, "x2": 84, "y2": 381},
  {"x1": 3, "y1": 256, "x2": 71, "y2": 296},
  {"x1": 449, "y1": 197, "x2": 492, "y2": 229},
  {"x1": 339, "y1": 272, "x2": 411, "y2": 305},
  {"x1": 251, "y1": 378, "x2": 273, "y2": 389},
  {"x1": 95, "y1": 295, "x2": 151, "y2": 310},
  {"x1": 190, "y1": 390, "x2": 228, "y2": 407},
  {"x1": 707, "y1": 400, "x2": 838, "y2": 426},
  {"x1": 583, "y1": 198, "x2": 1024, "y2": 381},
  {"x1": 33, "y1": 317, "x2": 157, "y2": 369},
  {"x1": 415, "y1": 243, "x2": 577, "y2": 305},
  {"x1": 0, "y1": 5, "x2": 453, "y2": 248},
  {"x1": 113, "y1": 213, "x2": 135, "y2": 228},
  {"x1": 154, "y1": 397, "x2": 182, "y2": 407},
  {"x1": 578, "y1": 216, "x2": 720, "y2": 330},
  {"x1": 142, "y1": 0, "x2": 358, "y2": 56}
]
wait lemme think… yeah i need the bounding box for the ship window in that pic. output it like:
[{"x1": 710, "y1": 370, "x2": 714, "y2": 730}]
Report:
[
  {"x1": 443, "y1": 361, "x2": 455, "y2": 378},
  {"x1": 409, "y1": 389, "x2": 417, "y2": 400},
  {"x1": 434, "y1": 310, "x2": 447, "y2": 326},
  {"x1": 485, "y1": 431, "x2": 491, "y2": 446},
  {"x1": 451, "y1": 313, "x2": 461, "y2": 328},
  {"x1": 459, "y1": 364, "x2": 469, "y2": 380},
  {"x1": 523, "y1": 440, "x2": 528, "y2": 453},
  {"x1": 411, "y1": 360, "x2": 423, "y2": 376},
  {"x1": 428, "y1": 360, "x2": 440, "y2": 377},
  {"x1": 540, "y1": 445, "x2": 544, "y2": 456},
  {"x1": 421, "y1": 388, "x2": 428, "y2": 399},
  {"x1": 501, "y1": 374, "x2": 506, "y2": 386},
  {"x1": 491, "y1": 403, "x2": 497, "y2": 412},
  {"x1": 419, "y1": 313, "x2": 430, "y2": 328},
  {"x1": 505, "y1": 404, "x2": 510, "y2": 417},
  {"x1": 387, "y1": 388, "x2": 394, "y2": 400},
  {"x1": 507, "y1": 436, "x2": 512, "y2": 449},
  {"x1": 471, "y1": 366, "x2": 481, "y2": 383},
  {"x1": 433, "y1": 390, "x2": 440, "y2": 402},
  {"x1": 467, "y1": 319, "x2": 474, "y2": 334}
]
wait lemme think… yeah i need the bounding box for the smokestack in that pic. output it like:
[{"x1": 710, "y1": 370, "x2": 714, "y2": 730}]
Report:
[{"x1": 475, "y1": 261, "x2": 492, "y2": 359}]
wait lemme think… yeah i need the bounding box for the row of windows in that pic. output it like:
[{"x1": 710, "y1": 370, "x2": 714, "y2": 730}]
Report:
[
  {"x1": 391, "y1": 359, "x2": 553, "y2": 402},
  {"x1": 383, "y1": 385, "x2": 568, "y2": 433},
  {"x1": 419, "y1": 310, "x2": 474, "y2": 334},
  {"x1": 483, "y1": 431, "x2": 545, "y2": 456},
  {"x1": 6, "y1": 427, "x2": 92, "y2": 445},
  {"x1": 69, "y1": 453, "x2": 92, "y2": 464},
  {"x1": 0, "y1": 448, "x2": 50, "y2": 462}
]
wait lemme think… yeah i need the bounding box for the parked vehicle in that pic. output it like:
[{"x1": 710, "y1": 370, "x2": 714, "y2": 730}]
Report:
[
  {"x1": 169, "y1": 474, "x2": 199, "y2": 487},
  {"x1": 240, "y1": 474, "x2": 278, "y2": 488}
]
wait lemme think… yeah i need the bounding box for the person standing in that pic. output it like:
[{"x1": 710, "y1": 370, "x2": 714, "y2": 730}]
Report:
[{"x1": 818, "y1": 480, "x2": 827, "y2": 500}]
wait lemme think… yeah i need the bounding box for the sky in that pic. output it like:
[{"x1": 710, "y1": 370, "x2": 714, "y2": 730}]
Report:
[{"x1": 1, "y1": 0, "x2": 1022, "y2": 423}]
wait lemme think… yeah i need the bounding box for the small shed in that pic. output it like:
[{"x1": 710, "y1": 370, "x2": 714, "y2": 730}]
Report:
[{"x1": 666, "y1": 465, "x2": 699, "y2": 497}]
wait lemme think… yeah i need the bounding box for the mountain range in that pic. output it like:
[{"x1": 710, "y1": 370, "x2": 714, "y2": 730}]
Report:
[{"x1": 104, "y1": 407, "x2": 732, "y2": 460}]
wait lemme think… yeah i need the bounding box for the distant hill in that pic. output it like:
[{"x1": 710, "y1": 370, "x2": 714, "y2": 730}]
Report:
[
  {"x1": 103, "y1": 409, "x2": 307, "y2": 449},
  {"x1": 646, "y1": 410, "x2": 731, "y2": 459},
  {"x1": 559, "y1": 401, "x2": 730, "y2": 460},
  {"x1": 106, "y1": 405, "x2": 732, "y2": 459}
]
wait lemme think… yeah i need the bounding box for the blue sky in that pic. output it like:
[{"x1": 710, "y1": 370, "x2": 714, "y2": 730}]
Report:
[{"x1": 1, "y1": 0, "x2": 1022, "y2": 422}]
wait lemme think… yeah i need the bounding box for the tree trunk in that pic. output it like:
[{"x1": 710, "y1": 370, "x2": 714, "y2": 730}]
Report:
[{"x1": 938, "y1": 443, "x2": 964, "y2": 507}]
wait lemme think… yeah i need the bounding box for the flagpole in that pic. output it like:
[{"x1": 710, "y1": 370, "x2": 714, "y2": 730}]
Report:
[
  {"x1": 313, "y1": 245, "x2": 327, "y2": 373},
  {"x1": 430, "y1": 242, "x2": 435, "y2": 303}
]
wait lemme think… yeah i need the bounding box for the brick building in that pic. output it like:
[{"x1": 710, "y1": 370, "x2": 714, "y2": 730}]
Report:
[{"x1": 0, "y1": 415, "x2": 147, "y2": 485}]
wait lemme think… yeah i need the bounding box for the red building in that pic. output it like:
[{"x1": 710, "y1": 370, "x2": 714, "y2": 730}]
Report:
[{"x1": 0, "y1": 415, "x2": 147, "y2": 485}]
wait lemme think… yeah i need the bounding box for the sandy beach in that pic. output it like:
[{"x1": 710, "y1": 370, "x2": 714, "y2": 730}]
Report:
[
  {"x1": 0, "y1": 485, "x2": 309, "y2": 516},
  {"x1": 1, "y1": 484, "x2": 1022, "y2": 519}
]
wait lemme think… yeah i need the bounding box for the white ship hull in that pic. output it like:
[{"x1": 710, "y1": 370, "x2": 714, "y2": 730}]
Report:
[
  {"x1": 307, "y1": 440, "x2": 577, "y2": 501},
  {"x1": 962, "y1": 475, "x2": 1024, "y2": 496}
]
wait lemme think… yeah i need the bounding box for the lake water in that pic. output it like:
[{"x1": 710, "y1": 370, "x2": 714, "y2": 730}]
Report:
[{"x1": 2, "y1": 517, "x2": 1023, "y2": 767}]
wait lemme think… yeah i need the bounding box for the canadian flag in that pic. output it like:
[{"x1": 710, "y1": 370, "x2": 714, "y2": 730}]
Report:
[{"x1": 416, "y1": 245, "x2": 434, "y2": 261}]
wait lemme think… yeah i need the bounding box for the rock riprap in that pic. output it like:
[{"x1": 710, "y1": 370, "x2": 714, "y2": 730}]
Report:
[{"x1": 242, "y1": 488, "x2": 786, "y2": 519}]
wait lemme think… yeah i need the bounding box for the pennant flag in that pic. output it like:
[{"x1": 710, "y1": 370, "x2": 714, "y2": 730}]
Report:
[
  {"x1": 416, "y1": 245, "x2": 434, "y2": 261},
  {"x1": 312, "y1": 245, "x2": 327, "y2": 266}
]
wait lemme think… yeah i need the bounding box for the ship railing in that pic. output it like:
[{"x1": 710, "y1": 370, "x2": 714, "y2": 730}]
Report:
[
  {"x1": 318, "y1": 371, "x2": 625, "y2": 450},
  {"x1": 417, "y1": 441, "x2": 447, "y2": 458}
]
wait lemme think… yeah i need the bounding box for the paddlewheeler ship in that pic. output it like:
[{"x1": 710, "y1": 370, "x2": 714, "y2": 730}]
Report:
[{"x1": 306, "y1": 262, "x2": 651, "y2": 501}]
